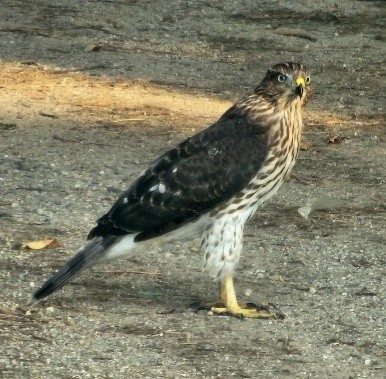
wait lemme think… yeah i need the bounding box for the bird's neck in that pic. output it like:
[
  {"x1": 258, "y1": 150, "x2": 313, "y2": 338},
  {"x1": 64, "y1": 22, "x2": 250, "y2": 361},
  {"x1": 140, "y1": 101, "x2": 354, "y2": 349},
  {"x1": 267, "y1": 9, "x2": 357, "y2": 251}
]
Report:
[
  {"x1": 237, "y1": 94, "x2": 279, "y2": 127},
  {"x1": 239, "y1": 94, "x2": 303, "y2": 135},
  {"x1": 268, "y1": 99, "x2": 303, "y2": 162}
]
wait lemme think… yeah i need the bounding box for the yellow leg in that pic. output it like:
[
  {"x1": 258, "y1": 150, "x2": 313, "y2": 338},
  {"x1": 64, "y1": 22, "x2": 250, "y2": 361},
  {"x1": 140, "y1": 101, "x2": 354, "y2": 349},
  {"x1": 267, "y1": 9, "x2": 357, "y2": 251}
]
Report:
[{"x1": 211, "y1": 274, "x2": 277, "y2": 319}]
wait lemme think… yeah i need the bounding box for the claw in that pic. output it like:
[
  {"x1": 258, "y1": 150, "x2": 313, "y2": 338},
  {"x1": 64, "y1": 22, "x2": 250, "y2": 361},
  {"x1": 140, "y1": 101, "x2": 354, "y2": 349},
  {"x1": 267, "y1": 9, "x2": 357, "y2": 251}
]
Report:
[{"x1": 211, "y1": 302, "x2": 277, "y2": 319}]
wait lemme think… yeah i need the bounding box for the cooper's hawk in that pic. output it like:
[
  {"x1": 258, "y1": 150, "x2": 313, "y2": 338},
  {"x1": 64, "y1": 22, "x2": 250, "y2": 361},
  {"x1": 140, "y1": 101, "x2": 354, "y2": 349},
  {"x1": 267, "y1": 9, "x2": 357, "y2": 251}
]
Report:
[{"x1": 32, "y1": 62, "x2": 312, "y2": 318}]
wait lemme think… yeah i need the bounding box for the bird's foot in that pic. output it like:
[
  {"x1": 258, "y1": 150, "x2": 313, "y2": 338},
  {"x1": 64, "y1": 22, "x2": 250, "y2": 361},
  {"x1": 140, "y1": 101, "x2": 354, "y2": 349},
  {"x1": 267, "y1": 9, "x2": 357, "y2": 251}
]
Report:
[{"x1": 211, "y1": 301, "x2": 280, "y2": 319}]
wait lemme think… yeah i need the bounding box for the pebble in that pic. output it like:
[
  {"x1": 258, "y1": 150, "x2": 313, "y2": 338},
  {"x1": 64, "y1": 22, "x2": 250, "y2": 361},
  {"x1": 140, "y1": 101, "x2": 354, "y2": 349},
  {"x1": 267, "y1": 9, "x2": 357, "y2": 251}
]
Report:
[{"x1": 45, "y1": 306, "x2": 55, "y2": 314}]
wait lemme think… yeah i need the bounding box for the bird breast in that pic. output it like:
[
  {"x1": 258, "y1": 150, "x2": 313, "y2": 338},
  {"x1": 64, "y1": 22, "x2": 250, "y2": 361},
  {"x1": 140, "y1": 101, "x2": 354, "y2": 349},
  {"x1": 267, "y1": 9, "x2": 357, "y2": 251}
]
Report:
[{"x1": 214, "y1": 101, "x2": 303, "y2": 219}]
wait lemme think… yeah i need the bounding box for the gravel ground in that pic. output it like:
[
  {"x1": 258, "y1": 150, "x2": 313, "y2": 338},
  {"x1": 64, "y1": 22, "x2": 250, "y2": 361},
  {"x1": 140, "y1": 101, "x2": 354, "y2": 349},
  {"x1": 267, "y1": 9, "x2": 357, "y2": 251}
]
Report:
[{"x1": 0, "y1": 1, "x2": 385, "y2": 378}]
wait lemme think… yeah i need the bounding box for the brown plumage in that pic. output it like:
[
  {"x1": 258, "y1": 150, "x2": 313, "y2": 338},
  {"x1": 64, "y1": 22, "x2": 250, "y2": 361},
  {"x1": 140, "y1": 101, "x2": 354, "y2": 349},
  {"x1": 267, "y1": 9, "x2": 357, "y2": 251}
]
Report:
[{"x1": 32, "y1": 62, "x2": 312, "y2": 318}]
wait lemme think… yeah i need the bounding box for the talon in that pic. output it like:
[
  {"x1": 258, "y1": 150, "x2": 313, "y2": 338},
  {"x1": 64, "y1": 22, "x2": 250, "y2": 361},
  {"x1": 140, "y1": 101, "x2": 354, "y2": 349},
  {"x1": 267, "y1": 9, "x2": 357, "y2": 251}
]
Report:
[
  {"x1": 208, "y1": 274, "x2": 280, "y2": 319},
  {"x1": 211, "y1": 303, "x2": 277, "y2": 319}
]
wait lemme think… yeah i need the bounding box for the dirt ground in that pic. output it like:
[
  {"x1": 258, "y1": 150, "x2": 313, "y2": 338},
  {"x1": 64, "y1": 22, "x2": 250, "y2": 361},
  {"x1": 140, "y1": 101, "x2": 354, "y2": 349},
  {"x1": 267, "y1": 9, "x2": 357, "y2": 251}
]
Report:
[{"x1": 0, "y1": 0, "x2": 385, "y2": 378}]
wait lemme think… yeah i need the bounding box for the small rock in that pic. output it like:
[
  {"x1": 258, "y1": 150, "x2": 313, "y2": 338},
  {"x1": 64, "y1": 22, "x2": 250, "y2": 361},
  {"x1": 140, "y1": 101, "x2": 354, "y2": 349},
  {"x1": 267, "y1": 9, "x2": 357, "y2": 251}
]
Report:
[{"x1": 46, "y1": 306, "x2": 55, "y2": 314}]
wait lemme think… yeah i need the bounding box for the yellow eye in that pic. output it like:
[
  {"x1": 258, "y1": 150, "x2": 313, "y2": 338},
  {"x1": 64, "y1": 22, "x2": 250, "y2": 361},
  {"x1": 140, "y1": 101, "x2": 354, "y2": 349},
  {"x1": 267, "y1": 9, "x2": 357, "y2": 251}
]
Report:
[
  {"x1": 278, "y1": 74, "x2": 286, "y2": 83},
  {"x1": 305, "y1": 76, "x2": 311, "y2": 84}
]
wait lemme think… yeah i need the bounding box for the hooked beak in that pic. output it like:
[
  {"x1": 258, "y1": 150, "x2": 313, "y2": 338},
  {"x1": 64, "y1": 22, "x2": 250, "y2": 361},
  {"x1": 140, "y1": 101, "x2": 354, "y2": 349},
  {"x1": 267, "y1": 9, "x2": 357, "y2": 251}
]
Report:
[{"x1": 295, "y1": 76, "x2": 305, "y2": 98}]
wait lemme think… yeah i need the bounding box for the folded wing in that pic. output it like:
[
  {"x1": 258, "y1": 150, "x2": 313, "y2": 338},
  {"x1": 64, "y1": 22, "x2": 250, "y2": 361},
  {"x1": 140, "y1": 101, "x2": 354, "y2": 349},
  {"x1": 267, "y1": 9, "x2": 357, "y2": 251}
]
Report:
[{"x1": 89, "y1": 111, "x2": 269, "y2": 242}]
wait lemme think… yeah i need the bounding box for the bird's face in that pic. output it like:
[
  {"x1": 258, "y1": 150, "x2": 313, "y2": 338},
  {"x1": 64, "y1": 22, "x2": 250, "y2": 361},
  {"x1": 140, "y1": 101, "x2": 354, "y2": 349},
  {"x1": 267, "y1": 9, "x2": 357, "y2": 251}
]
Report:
[{"x1": 256, "y1": 62, "x2": 312, "y2": 108}]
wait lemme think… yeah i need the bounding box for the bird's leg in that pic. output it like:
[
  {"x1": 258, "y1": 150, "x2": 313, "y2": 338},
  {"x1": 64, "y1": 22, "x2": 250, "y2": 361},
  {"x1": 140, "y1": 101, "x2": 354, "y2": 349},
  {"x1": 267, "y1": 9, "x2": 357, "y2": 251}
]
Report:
[{"x1": 211, "y1": 274, "x2": 276, "y2": 319}]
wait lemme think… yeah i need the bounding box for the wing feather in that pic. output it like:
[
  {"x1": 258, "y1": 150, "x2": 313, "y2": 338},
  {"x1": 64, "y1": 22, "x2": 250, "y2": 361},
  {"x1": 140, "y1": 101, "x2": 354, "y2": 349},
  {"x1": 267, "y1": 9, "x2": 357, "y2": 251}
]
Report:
[{"x1": 88, "y1": 111, "x2": 268, "y2": 241}]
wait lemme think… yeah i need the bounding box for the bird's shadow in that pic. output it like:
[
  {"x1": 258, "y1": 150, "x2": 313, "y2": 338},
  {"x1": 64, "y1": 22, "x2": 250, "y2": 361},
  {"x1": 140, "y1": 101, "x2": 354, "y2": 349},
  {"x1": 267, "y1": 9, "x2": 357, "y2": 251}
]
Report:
[
  {"x1": 34, "y1": 269, "x2": 209, "y2": 314},
  {"x1": 34, "y1": 269, "x2": 285, "y2": 320}
]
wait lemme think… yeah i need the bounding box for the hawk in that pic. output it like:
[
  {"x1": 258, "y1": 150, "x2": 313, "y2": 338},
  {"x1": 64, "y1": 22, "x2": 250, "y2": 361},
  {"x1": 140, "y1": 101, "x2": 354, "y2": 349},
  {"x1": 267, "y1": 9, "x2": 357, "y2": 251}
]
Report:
[{"x1": 32, "y1": 62, "x2": 312, "y2": 318}]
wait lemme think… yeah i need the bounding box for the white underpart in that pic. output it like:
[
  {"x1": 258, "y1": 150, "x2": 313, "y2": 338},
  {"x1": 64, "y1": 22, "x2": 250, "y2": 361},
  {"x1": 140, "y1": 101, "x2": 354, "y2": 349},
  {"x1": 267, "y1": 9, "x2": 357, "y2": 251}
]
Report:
[
  {"x1": 103, "y1": 234, "x2": 139, "y2": 260},
  {"x1": 162, "y1": 214, "x2": 211, "y2": 243},
  {"x1": 202, "y1": 208, "x2": 255, "y2": 280},
  {"x1": 102, "y1": 215, "x2": 211, "y2": 262}
]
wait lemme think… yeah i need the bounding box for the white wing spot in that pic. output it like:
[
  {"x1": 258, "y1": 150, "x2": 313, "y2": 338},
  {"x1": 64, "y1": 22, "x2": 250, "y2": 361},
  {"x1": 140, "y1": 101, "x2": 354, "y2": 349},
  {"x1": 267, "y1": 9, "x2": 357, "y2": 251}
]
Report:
[
  {"x1": 149, "y1": 185, "x2": 157, "y2": 192},
  {"x1": 122, "y1": 197, "x2": 128, "y2": 204},
  {"x1": 158, "y1": 183, "x2": 166, "y2": 193},
  {"x1": 172, "y1": 167, "x2": 178, "y2": 173}
]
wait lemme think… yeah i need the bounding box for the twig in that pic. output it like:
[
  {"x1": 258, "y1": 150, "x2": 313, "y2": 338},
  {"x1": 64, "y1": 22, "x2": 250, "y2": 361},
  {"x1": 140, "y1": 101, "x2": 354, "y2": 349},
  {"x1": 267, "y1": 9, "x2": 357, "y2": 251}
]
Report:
[
  {"x1": 52, "y1": 135, "x2": 112, "y2": 147},
  {"x1": 104, "y1": 269, "x2": 161, "y2": 276},
  {"x1": 273, "y1": 28, "x2": 317, "y2": 42}
]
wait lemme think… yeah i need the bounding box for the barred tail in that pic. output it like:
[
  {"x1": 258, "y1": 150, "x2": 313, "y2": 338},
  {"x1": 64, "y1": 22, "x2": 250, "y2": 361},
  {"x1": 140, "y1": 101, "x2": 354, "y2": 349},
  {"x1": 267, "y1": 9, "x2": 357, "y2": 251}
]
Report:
[{"x1": 31, "y1": 236, "x2": 119, "y2": 303}]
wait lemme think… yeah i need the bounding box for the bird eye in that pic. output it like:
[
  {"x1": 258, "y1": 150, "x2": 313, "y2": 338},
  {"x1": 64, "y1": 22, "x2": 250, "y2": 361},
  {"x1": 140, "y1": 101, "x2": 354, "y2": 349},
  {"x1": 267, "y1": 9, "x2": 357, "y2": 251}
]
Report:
[
  {"x1": 277, "y1": 74, "x2": 286, "y2": 83},
  {"x1": 305, "y1": 76, "x2": 311, "y2": 84}
]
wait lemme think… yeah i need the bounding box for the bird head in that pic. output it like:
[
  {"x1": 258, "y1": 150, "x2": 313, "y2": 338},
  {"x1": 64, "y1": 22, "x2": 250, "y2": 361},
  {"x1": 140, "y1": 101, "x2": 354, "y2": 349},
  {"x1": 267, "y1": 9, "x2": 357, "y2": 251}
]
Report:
[{"x1": 255, "y1": 62, "x2": 312, "y2": 108}]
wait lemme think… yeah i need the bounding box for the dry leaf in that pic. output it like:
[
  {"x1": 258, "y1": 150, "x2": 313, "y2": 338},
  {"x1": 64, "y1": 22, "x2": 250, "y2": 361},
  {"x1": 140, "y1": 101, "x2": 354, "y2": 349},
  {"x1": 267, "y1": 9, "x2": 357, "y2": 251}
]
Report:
[
  {"x1": 22, "y1": 238, "x2": 60, "y2": 250},
  {"x1": 272, "y1": 28, "x2": 317, "y2": 42},
  {"x1": 300, "y1": 141, "x2": 312, "y2": 151},
  {"x1": 84, "y1": 44, "x2": 101, "y2": 52},
  {"x1": 326, "y1": 134, "x2": 342, "y2": 144},
  {"x1": 38, "y1": 111, "x2": 58, "y2": 119}
]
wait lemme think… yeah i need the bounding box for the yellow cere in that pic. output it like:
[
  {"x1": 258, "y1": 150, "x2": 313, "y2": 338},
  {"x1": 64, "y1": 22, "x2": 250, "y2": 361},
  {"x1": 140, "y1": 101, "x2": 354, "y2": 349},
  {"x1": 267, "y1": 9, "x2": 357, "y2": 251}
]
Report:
[{"x1": 295, "y1": 77, "x2": 305, "y2": 87}]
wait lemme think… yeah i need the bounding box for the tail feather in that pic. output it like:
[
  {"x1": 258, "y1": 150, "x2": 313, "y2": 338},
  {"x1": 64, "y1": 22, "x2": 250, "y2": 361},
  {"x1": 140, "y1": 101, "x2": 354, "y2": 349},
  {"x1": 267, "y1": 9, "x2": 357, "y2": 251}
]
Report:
[{"x1": 31, "y1": 236, "x2": 118, "y2": 303}]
